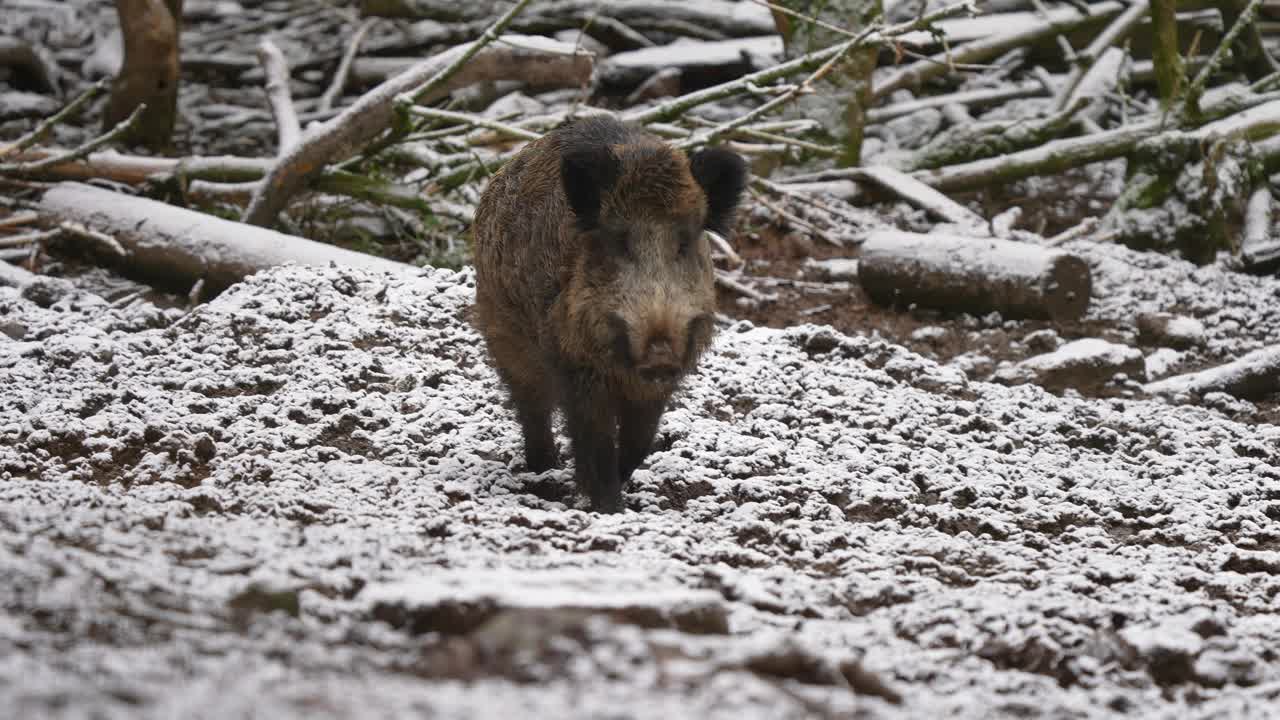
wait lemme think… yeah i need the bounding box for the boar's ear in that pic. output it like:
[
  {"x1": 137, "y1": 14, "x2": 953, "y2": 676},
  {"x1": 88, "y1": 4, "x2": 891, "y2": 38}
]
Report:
[
  {"x1": 689, "y1": 147, "x2": 748, "y2": 235},
  {"x1": 561, "y1": 145, "x2": 620, "y2": 229}
]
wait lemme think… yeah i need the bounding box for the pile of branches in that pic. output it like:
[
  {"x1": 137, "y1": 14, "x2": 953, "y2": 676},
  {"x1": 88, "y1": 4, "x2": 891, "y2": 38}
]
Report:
[{"x1": 1, "y1": 0, "x2": 1279, "y2": 286}]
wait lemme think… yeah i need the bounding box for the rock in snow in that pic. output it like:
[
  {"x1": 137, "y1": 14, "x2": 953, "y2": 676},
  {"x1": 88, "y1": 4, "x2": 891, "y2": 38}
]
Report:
[
  {"x1": 1, "y1": 264, "x2": 1279, "y2": 719},
  {"x1": 993, "y1": 337, "x2": 1145, "y2": 391}
]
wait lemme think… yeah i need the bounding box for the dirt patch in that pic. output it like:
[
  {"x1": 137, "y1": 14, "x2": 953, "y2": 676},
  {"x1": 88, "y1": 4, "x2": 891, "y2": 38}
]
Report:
[{"x1": 2, "y1": 264, "x2": 1279, "y2": 718}]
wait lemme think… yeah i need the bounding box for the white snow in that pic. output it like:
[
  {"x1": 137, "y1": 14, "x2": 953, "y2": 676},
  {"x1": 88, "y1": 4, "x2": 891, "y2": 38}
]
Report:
[{"x1": 0, "y1": 264, "x2": 1278, "y2": 719}]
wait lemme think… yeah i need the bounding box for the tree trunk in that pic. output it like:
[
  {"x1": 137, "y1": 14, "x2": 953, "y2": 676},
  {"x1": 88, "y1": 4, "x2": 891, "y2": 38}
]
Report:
[
  {"x1": 105, "y1": 0, "x2": 183, "y2": 150},
  {"x1": 771, "y1": 0, "x2": 881, "y2": 166},
  {"x1": 857, "y1": 231, "x2": 1092, "y2": 322},
  {"x1": 1148, "y1": 0, "x2": 1183, "y2": 110}
]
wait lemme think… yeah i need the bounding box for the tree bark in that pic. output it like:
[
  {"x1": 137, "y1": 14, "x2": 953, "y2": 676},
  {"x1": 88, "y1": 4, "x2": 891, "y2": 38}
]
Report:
[
  {"x1": 39, "y1": 182, "x2": 410, "y2": 296},
  {"x1": 105, "y1": 0, "x2": 183, "y2": 149},
  {"x1": 857, "y1": 231, "x2": 1092, "y2": 322},
  {"x1": 1149, "y1": 0, "x2": 1183, "y2": 110}
]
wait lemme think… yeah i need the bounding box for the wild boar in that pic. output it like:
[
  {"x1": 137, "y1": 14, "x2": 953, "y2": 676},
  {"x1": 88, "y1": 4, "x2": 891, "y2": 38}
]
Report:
[{"x1": 472, "y1": 115, "x2": 747, "y2": 513}]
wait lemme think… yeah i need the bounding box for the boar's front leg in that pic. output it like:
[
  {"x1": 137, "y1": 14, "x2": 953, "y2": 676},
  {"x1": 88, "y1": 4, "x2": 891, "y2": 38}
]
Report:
[
  {"x1": 618, "y1": 398, "x2": 665, "y2": 489},
  {"x1": 509, "y1": 380, "x2": 558, "y2": 473},
  {"x1": 560, "y1": 372, "x2": 622, "y2": 513}
]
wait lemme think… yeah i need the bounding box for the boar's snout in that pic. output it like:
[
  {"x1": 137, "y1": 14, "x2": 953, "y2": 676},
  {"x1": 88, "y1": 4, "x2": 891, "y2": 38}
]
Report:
[
  {"x1": 638, "y1": 337, "x2": 681, "y2": 381},
  {"x1": 608, "y1": 311, "x2": 714, "y2": 382}
]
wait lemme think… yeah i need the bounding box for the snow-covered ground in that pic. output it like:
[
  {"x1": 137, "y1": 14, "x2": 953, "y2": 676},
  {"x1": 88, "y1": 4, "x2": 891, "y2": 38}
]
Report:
[{"x1": 1, "y1": 261, "x2": 1278, "y2": 719}]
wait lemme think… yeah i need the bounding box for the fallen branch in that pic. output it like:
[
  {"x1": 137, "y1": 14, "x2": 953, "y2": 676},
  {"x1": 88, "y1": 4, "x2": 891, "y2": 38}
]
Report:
[
  {"x1": 914, "y1": 92, "x2": 1280, "y2": 192},
  {"x1": 1145, "y1": 344, "x2": 1280, "y2": 400},
  {"x1": 1053, "y1": 0, "x2": 1149, "y2": 111},
  {"x1": 1241, "y1": 186, "x2": 1279, "y2": 271},
  {"x1": 0, "y1": 105, "x2": 147, "y2": 177},
  {"x1": 675, "y1": 38, "x2": 853, "y2": 150},
  {"x1": 0, "y1": 259, "x2": 36, "y2": 288},
  {"x1": 1183, "y1": 0, "x2": 1265, "y2": 118},
  {"x1": 241, "y1": 31, "x2": 591, "y2": 226},
  {"x1": 857, "y1": 230, "x2": 1092, "y2": 322},
  {"x1": 39, "y1": 182, "x2": 410, "y2": 295},
  {"x1": 318, "y1": 18, "x2": 378, "y2": 113},
  {"x1": 624, "y1": 0, "x2": 976, "y2": 126},
  {"x1": 0, "y1": 229, "x2": 59, "y2": 249},
  {"x1": 0, "y1": 81, "x2": 108, "y2": 161},
  {"x1": 844, "y1": 166, "x2": 986, "y2": 229},
  {"x1": 256, "y1": 38, "x2": 302, "y2": 151},
  {"x1": 403, "y1": 106, "x2": 542, "y2": 141},
  {"x1": 716, "y1": 271, "x2": 767, "y2": 301},
  {"x1": 873, "y1": 2, "x2": 1125, "y2": 100},
  {"x1": 866, "y1": 81, "x2": 1048, "y2": 124}
]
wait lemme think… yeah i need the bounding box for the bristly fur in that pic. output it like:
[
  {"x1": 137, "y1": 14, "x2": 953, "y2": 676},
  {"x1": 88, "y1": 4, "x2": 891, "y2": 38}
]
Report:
[
  {"x1": 471, "y1": 115, "x2": 748, "y2": 514},
  {"x1": 689, "y1": 147, "x2": 749, "y2": 235}
]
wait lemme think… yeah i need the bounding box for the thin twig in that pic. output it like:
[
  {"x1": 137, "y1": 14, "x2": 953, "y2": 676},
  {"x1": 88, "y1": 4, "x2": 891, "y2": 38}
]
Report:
[
  {"x1": 677, "y1": 44, "x2": 853, "y2": 150},
  {"x1": 1054, "y1": 0, "x2": 1149, "y2": 110},
  {"x1": 0, "y1": 105, "x2": 147, "y2": 176},
  {"x1": 407, "y1": 0, "x2": 536, "y2": 106},
  {"x1": 318, "y1": 18, "x2": 377, "y2": 113},
  {"x1": 0, "y1": 211, "x2": 39, "y2": 230},
  {"x1": 0, "y1": 229, "x2": 58, "y2": 248},
  {"x1": 716, "y1": 271, "x2": 766, "y2": 301},
  {"x1": 748, "y1": 0, "x2": 866, "y2": 41},
  {"x1": 625, "y1": 1, "x2": 975, "y2": 127},
  {"x1": 0, "y1": 80, "x2": 109, "y2": 161},
  {"x1": 753, "y1": 176, "x2": 874, "y2": 229},
  {"x1": 404, "y1": 106, "x2": 542, "y2": 141},
  {"x1": 706, "y1": 229, "x2": 743, "y2": 266},
  {"x1": 59, "y1": 220, "x2": 128, "y2": 257},
  {"x1": 1184, "y1": 0, "x2": 1264, "y2": 118},
  {"x1": 750, "y1": 187, "x2": 841, "y2": 247}
]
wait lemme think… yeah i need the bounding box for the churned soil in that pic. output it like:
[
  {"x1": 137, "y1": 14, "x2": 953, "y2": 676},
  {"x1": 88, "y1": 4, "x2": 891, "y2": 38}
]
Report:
[{"x1": 2, "y1": 259, "x2": 1279, "y2": 719}]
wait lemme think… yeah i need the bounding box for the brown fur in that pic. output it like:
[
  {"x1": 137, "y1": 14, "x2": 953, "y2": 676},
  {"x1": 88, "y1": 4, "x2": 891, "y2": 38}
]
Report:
[{"x1": 472, "y1": 116, "x2": 747, "y2": 513}]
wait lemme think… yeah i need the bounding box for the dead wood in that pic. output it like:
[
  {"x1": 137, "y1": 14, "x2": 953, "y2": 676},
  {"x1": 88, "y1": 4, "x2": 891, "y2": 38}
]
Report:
[
  {"x1": 1241, "y1": 186, "x2": 1280, "y2": 272},
  {"x1": 1053, "y1": 0, "x2": 1148, "y2": 111},
  {"x1": 844, "y1": 166, "x2": 985, "y2": 230},
  {"x1": 241, "y1": 33, "x2": 592, "y2": 227},
  {"x1": 1145, "y1": 345, "x2": 1280, "y2": 400},
  {"x1": 857, "y1": 230, "x2": 1092, "y2": 322},
  {"x1": 0, "y1": 260, "x2": 37, "y2": 289},
  {"x1": 866, "y1": 81, "x2": 1048, "y2": 124},
  {"x1": 873, "y1": 1, "x2": 1125, "y2": 100},
  {"x1": 106, "y1": 0, "x2": 183, "y2": 149},
  {"x1": 256, "y1": 38, "x2": 301, "y2": 151},
  {"x1": 360, "y1": 0, "x2": 776, "y2": 38},
  {"x1": 913, "y1": 92, "x2": 1280, "y2": 192},
  {"x1": 318, "y1": 18, "x2": 379, "y2": 113},
  {"x1": 39, "y1": 182, "x2": 410, "y2": 295}
]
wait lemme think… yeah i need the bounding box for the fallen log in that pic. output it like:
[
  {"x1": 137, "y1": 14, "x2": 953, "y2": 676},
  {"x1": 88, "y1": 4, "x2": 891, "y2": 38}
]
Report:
[
  {"x1": 0, "y1": 260, "x2": 36, "y2": 289},
  {"x1": 857, "y1": 230, "x2": 1092, "y2": 322},
  {"x1": 1241, "y1": 185, "x2": 1280, "y2": 272},
  {"x1": 1145, "y1": 345, "x2": 1280, "y2": 400},
  {"x1": 39, "y1": 182, "x2": 410, "y2": 295}
]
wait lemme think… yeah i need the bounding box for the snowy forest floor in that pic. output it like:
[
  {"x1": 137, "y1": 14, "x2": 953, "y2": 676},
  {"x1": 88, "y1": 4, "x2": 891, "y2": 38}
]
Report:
[{"x1": 2, "y1": 258, "x2": 1279, "y2": 719}]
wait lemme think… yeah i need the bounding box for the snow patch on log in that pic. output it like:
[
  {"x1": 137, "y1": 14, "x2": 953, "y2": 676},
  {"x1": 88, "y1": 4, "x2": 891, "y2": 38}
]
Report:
[
  {"x1": 858, "y1": 230, "x2": 1091, "y2": 321},
  {"x1": 994, "y1": 338, "x2": 1144, "y2": 392}
]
